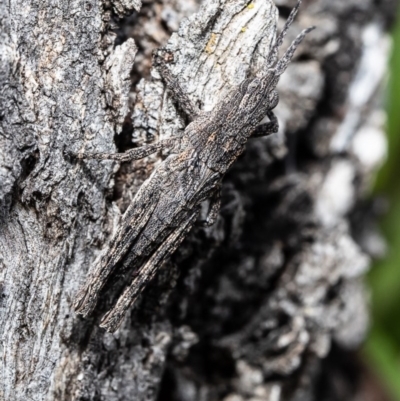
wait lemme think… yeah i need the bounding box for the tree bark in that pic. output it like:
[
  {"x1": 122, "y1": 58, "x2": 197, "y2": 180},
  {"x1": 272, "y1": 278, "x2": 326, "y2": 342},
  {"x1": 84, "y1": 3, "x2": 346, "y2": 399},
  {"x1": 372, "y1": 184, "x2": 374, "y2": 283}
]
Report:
[{"x1": 0, "y1": 0, "x2": 396, "y2": 400}]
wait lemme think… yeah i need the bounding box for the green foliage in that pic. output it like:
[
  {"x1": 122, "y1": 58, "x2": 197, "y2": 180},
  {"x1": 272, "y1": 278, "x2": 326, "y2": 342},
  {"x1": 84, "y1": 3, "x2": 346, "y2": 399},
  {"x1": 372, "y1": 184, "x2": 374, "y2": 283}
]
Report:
[{"x1": 365, "y1": 12, "x2": 400, "y2": 401}]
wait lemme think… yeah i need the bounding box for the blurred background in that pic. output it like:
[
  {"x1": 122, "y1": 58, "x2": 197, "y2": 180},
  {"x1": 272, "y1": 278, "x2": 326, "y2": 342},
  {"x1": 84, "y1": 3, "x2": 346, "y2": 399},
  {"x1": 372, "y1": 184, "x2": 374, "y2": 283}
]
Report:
[{"x1": 366, "y1": 5, "x2": 400, "y2": 400}]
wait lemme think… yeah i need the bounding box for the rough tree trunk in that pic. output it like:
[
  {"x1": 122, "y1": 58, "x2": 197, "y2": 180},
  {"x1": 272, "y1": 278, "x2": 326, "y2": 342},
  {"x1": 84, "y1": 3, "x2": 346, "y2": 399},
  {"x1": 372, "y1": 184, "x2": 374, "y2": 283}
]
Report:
[{"x1": 0, "y1": 0, "x2": 397, "y2": 400}]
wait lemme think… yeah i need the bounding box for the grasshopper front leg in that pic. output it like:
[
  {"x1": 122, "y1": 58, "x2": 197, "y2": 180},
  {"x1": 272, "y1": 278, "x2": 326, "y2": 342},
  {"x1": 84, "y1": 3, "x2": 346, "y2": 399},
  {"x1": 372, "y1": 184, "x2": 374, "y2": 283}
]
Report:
[
  {"x1": 199, "y1": 184, "x2": 222, "y2": 227},
  {"x1": 251, "y1": 110, "x2": 279, "y2": 138}
]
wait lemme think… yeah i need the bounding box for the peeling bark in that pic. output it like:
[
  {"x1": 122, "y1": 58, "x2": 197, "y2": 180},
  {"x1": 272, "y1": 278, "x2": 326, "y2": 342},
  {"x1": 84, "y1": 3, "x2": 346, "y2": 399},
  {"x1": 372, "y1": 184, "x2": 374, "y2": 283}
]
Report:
[{"x1": 0, "y1": 0, "x2": 396, "y2": 400}]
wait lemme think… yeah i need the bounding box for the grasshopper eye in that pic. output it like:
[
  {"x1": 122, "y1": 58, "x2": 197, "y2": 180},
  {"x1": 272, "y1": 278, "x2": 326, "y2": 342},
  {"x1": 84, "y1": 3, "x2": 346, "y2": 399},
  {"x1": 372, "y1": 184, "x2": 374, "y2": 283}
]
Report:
[
  {"x1": 268, "y1": 91, "x2": 279, "y2": 109},
  {"x1": 247, "y1": 78, "x2": 261, "y2": 93}
]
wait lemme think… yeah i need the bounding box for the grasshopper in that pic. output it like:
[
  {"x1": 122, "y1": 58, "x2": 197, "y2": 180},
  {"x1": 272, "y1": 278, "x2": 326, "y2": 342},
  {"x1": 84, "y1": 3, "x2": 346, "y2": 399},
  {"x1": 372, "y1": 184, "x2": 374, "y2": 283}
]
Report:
[{"x1": 73, "y1": 0, "x2": 314, "y2": 332}]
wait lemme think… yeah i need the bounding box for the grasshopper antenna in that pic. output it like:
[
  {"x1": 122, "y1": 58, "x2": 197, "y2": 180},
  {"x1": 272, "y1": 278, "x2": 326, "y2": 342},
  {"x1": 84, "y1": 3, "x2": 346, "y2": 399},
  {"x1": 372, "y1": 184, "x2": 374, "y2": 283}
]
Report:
[
  {"x1": 275, "y1": 26, "x2": 315, "y2": 76},
  {"x1": 267, "y1": 0, "x2": 303, "y2": 68}
]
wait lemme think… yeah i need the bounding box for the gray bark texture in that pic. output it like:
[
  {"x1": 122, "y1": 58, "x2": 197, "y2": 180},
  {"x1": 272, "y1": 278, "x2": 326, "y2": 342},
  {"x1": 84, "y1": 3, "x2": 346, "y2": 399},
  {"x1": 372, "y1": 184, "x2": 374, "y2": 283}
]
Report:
[{"x1": 0, "y1": 0, "x2": 397, "y2": 400}]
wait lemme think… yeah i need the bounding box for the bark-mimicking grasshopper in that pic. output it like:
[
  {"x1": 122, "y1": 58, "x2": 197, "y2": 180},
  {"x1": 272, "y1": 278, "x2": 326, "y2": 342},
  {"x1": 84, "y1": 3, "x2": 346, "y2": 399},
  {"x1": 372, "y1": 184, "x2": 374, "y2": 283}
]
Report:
[{"x1": 73, "y1": 0, "x2": 314, "y2": 332}]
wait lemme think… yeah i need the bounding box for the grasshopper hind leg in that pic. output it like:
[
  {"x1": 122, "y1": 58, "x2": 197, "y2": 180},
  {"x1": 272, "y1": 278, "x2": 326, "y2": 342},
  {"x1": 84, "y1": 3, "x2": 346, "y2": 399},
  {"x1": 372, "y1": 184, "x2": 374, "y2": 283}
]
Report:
[
  {"x1": 100, "y1": 211, "x2": 199, "y2": 333},
  {"x1": 74, "y1": 184, "x2": 161, "y2": 317}
]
